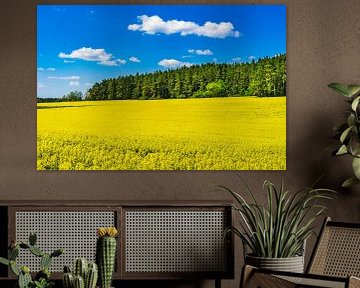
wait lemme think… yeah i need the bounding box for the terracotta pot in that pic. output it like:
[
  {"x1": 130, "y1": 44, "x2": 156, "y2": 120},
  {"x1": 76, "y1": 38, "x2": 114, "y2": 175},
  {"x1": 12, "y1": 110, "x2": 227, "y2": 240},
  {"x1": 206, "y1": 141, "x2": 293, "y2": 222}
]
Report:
[{"x1": 245, "y1": 254, "x2": 304, "y2": 273}]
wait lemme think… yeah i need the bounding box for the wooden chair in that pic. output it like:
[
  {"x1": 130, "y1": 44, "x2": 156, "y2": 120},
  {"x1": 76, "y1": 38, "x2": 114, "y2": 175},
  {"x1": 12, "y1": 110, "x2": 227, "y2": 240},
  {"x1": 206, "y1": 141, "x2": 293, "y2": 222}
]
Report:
[{"x1": 241, "y1": 217, "x2": 360, "y2": 288}]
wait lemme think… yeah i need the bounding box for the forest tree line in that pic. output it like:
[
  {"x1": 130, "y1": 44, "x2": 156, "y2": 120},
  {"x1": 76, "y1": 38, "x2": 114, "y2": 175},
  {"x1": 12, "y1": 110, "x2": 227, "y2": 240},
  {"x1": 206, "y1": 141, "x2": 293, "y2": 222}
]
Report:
[
  {"x1": 37, "y1": 91, "x2": 83, "y2": 103},
  {"x1": 85, "y1": 54, "x2": 286, "y2": 101}
]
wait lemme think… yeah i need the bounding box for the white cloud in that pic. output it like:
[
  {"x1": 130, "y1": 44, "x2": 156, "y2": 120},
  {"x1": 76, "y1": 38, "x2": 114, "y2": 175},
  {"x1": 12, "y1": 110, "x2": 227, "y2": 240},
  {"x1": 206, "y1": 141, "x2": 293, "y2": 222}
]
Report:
[
  {"x1": 158, "y1": 59, "x2": 192, "y2": 69},
  {"x1": 37, "y1": 82, "x2": 45, "y2": 88},
  {"x1": 59, "y1": 47, "x2": 115, "y2": 66},
  {"x1": 69, "y1": 81, "x2": 79, "y2": 86},
  {"x1": 59, "y1": 47, "x2": 111, "y2": 61},
  {"x1": 248, "y1": 56, "x2": 257, "y2": 61},
  {"x1": 38, "y1": 67, "x2": 56, "y2": 71},
  {"x1": 232, "y1": 57, "x2": 242, "y2": 62},
  {"x1": 48, "y1": 76, "x2": 80, "y2": 80},
  {"x1": 85, "y1": 82, "x2": 93, "y2": 86},
  {"x1": 117, "y1": 59, "x2": 127, "y2": 64},
  {"x1": 97, "y1": 59, "x2": 127, "y2": 66},
  {"x1": 188, "y1": 49, "x2": 213, "y2": 56},
  {"x1": 213, "y1": 58, "x2": 218, "y2": 63},
  {"x1": 129, "y1": 56, "x2": 140, "y2": 63},
  {"x1": 181, "y1": 55, "x2": 192, "y2": 58},
  {"x1": 128, "y1": 15, "x2": 240, "y2": 39},
  {"x1": 98, "y1": 60, "x2": 118, "y2": 66},
  {"x1": 59, "y1": 47, "x2": 128, "y2": 66}
]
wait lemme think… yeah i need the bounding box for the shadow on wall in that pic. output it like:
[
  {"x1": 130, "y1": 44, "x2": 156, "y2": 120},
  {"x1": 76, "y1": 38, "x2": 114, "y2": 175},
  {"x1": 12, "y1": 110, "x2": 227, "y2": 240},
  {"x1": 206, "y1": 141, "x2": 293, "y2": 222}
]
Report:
[
  {"x1": 289, "y1": 106, "x2": 360, "y2": 218},
  {"x1": 285, "y1": 106, "x2": 360, "y2": 266}
]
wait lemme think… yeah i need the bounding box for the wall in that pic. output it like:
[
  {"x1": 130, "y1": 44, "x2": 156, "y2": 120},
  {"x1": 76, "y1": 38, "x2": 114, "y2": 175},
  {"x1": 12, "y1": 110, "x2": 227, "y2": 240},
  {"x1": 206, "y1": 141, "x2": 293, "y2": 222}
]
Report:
[{"x1": 1, "y1": 0, "x2": 360, "y2": 287}]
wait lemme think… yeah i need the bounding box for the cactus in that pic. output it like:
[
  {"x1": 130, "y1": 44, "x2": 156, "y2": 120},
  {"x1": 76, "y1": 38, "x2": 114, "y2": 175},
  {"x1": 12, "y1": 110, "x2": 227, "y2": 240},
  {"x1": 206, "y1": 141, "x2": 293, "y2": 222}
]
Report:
[
  {"x1": 41, "y1": 253, "x2": 52, "y2": 270},
  {"x1": 85, "y1": 263, "x2": 98, "y2": 288},
  {"x1": 21, "y1": 265, "x2": 30, "y2": 274},
  {"x1": 10, "y1": 260, "x2": 20, "y2": 276},
  {"x1": 29, "y1": 232, "x2": 37, "y2": 246},
  {"x1": 96, "y1": 227, "x2": 118, "y2": 288},
  {"x1": 64, "y1": 265, "x2": 72, "y2": 273},
  {"x1": 74, "y1": 258, "x2": 87, "y2": 279},
  {"x1": 51, "y1": 248, "x2": 64, "y2": 258},
  {"x1": 19, "y1": 243, "x2": 30, "y2": 249},
  {"x1": 35, "y1": 268, "x2": 51, "y2": 282},
  {"x1": 63, "y1": 272, "x2": 74, "y2": 288},
  {"x1": 0, "y1": 233, "x2": 63, "y2": 288},
  {"x1": 19, "y1": 270, "x2": 32, "y2": 288},
  {"x1": 0, "y1": 257, "x2": 9, "y2": 266},
  {"x1": 29, "y1": 245, "x2": 44, "y2": 257},
  {"x1": 74, "y1": 275, "x2": 85, "y2": 288},
  {"x1": 63, "y1": 260, "x2": 98, "y2": 288},
  {"x1": 9, "y1": 246, "x2": 19, "y2": 260}
]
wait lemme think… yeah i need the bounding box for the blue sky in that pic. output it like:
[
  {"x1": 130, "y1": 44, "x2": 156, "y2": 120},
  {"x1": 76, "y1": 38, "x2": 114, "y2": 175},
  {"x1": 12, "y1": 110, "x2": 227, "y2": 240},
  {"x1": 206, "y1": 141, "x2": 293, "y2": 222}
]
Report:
[{"x1": 37, "y1": 5, "x2": 286, "y2": 98}]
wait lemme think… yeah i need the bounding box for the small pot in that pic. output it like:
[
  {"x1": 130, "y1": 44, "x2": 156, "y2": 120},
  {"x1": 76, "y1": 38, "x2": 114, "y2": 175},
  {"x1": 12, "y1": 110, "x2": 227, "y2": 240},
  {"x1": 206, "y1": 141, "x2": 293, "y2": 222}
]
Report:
[{"x1": 245, "y1": 254, "x2": 304, "y2": 273}]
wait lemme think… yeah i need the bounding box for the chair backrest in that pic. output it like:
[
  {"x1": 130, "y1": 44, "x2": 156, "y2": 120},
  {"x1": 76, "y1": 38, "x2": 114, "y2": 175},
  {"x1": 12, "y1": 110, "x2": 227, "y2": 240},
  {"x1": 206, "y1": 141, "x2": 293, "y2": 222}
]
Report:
[{"x1": 307, "y1": 217, "x2": 360, "y2": 277}]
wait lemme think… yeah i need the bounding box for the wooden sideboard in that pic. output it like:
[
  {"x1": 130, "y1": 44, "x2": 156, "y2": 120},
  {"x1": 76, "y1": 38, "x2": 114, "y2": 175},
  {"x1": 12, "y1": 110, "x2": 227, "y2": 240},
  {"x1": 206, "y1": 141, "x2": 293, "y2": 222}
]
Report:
[{"x1": 0, "y1": 201, "x2": 234, "y2": 288}]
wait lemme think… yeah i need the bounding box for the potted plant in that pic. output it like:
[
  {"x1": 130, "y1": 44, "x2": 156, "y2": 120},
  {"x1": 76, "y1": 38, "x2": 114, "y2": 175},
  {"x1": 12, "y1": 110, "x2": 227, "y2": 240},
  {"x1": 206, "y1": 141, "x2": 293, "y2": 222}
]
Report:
[
  {"x1": 221, "y1": 179, "x2": 334, "y2": 273},
  {"x1": 0, "y1": 232, "x2": 63, "y2": 288},
  {"x1": 62, "y1": 258, "x2": 98, "y2": 288},
  {"x1": 328, "y1": 83, "x2": 360, "y2": 187},
  {"x1": 96, "y1": 227, "x2": 118, "y2": 288}
]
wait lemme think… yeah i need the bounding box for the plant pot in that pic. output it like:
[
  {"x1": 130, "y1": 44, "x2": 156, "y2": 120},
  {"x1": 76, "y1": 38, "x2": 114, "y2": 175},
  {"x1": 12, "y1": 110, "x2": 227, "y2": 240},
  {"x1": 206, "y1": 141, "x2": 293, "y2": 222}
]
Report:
[{"x1": 245, "y1": 254, "x2": 304, "y2": 273}]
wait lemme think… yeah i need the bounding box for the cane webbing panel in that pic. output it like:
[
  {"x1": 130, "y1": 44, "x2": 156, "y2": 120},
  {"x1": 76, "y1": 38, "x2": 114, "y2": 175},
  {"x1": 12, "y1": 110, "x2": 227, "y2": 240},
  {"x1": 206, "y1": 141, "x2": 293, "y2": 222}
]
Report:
[
  {"x1": 277, "y1": 275, "x2": 345, "y2": 288},
  {"x1": 309, "y1": 226, "x2": 360, "y2": 277},
  {"x1": 125, "y1": 210, "x2": 227, "y2": 273},
  {"x1": 249, "y1": 273, "x2": 297, "y2": 288},
  {"x1": 15, "y1": 211, "x2": 115, "y2": 272}
]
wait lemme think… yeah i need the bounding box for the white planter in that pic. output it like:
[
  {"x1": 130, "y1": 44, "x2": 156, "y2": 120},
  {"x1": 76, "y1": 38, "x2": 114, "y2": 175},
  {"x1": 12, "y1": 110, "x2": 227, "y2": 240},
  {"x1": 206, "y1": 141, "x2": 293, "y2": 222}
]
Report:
[{"x1": 245, "y1": 254, "x2": 305, "y2": 273}]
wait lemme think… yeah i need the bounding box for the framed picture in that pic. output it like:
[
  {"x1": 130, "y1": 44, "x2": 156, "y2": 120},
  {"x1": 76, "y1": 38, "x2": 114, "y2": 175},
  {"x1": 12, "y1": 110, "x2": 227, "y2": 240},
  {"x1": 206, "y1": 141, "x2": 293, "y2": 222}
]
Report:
[{"x1": 37, "y1": 4, "x2": 286, "y2": 170}]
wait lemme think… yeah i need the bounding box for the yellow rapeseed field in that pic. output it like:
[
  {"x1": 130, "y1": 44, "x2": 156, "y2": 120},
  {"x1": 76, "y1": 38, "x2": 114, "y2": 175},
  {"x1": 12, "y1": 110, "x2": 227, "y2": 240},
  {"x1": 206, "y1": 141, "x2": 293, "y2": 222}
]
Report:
[{"x1": 37, "y1": 97, "x2": 286, "y2": 170}]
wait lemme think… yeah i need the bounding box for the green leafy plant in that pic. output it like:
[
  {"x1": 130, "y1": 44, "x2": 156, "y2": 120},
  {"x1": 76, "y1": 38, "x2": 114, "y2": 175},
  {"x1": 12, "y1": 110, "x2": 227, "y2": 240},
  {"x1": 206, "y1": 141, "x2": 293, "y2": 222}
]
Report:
[
  {"x1": 328, "y1": 83, "x2": 360, "y2": 187},
  {"x1": 221, "y1": 179, "x2": 334, "y2": 258},
  {"x1": 0, "y1": 232, "x2": 63, "y2": 288},
  {"x1": 32, "y1": 278, "x2": 54, "y2": 288}
]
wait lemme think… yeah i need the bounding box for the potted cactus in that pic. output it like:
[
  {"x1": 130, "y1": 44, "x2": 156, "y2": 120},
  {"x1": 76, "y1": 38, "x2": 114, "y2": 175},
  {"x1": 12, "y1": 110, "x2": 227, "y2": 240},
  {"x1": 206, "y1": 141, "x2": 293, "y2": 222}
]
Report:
[
  {"x1": 96, "y1": 227, "x2": 118, "y2": 288},
  {"x1": 0, "y1": 232, "x2": 63, "y2": 288},
  {"x1": 62, "y1": 258, "x2": 98, "y2": 288}
]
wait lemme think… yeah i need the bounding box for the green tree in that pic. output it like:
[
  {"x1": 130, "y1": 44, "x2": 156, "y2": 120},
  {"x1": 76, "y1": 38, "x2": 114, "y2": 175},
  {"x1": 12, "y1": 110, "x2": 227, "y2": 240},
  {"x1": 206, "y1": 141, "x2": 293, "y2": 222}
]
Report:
[
  {"x1": 205, "y1": 80, "x2": 226, "y2": 97},
  {"x1": 85, "y1": 54, "x2": 286, "y2": 100},
  {"x1": 62, "y1": 91, "x2": 83, "y2": 101}
]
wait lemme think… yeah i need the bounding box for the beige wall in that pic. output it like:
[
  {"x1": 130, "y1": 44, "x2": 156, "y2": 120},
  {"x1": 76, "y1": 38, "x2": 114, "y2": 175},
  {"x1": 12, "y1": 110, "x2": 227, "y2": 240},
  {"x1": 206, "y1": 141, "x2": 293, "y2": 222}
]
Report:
[{"x1": 1, "y1": 0, "x2": 360, "y2": 287}]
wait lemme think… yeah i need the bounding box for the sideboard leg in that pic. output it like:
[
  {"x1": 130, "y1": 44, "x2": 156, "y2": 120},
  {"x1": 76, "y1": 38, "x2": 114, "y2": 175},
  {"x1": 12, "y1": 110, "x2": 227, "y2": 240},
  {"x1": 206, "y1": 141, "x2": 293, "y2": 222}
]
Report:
[{"x1": 215, "y1": 278, "x2": 221, "y2": 288}]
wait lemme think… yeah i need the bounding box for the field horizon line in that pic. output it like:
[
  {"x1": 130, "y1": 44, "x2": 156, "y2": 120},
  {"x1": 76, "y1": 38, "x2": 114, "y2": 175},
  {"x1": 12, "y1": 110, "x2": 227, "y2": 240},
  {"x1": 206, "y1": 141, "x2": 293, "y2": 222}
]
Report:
[{"x1": 37, "y1": 95, "x2": 286, "y2": 104}]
